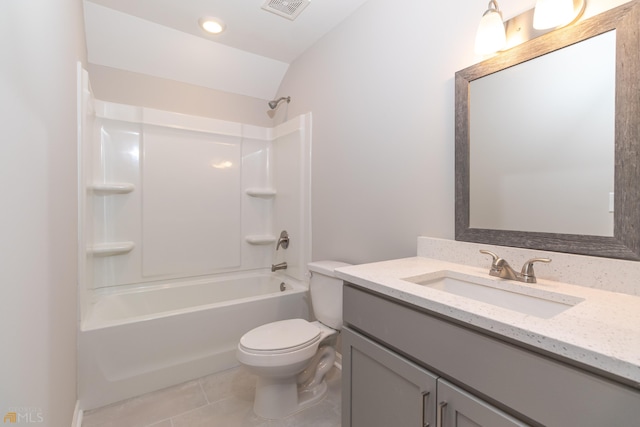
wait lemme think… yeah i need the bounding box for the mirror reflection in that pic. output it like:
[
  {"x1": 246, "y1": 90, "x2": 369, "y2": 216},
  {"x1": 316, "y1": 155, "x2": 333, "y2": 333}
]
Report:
[{"x1": 469, "y1": 30, "x2": 616, "y2": 236}]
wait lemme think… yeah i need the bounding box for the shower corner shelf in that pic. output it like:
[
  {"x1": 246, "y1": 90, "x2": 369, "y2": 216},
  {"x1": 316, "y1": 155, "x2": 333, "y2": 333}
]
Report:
[
  {"x1": 90, "y1": 182, "x2": 135, "y2": 195},
  {"x1": 245, "y1": 235, "x2": 277, "y2": 245},
  {"x1": 245, "y1": 188, "x2": 276, "y2": 198},
  {"x1": 89, "y1": 241, "x2": 135, "y2": 256}
]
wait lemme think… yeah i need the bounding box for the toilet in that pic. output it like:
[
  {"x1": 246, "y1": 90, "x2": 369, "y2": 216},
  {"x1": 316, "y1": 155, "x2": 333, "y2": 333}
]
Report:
[{"x1": 236, "y1": 260, "x2": 351, "y2": 419}]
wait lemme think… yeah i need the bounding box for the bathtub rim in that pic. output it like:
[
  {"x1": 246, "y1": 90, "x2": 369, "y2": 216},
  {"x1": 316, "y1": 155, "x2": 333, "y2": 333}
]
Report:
[{"x1": 81, "y1": 270, "x2": 308, "y2": 332}]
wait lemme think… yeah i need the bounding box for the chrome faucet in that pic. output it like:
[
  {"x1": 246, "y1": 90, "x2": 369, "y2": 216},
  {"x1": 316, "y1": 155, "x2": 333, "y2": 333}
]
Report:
[
  {"x1": 276, "y1": 230, "x2": 289, "y2": 251},
  {"x1": 271, "y1": 262, "x2": 287, "y2": 272},
  {"x1": 480, "y1": 250, "x2": 551, "y2": 284}
]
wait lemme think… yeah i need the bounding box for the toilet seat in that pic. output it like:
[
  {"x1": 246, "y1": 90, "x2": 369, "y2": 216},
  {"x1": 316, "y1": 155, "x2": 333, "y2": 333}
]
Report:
[{"x1": 239, "y1": 319, "x2": 321, "y2": 355}]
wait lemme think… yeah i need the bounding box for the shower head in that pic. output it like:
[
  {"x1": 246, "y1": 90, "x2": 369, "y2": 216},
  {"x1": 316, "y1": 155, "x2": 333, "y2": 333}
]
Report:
[{"x1": 268, "y1": 96, "x2": 291, "y2": 109}]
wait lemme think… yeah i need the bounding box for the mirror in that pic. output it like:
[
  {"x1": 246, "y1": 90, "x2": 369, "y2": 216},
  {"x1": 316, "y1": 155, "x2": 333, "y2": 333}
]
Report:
[
  {"x1": 470, "y1": 31, "x2": 616, "y2": 237},
  {"x1": 455, "y1": 0, "x2": 640, "y2": 260}
]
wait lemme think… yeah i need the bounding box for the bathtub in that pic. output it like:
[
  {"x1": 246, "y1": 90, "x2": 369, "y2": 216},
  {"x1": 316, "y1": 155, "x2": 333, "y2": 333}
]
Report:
[{"x1": 78, "y1": 272, "x2": 310, "y2": 410}]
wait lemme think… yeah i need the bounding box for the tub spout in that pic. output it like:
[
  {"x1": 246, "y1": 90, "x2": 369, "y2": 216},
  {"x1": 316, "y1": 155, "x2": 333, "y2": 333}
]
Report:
[{"x1": 271, "y1": 262, "x2": 287, "y2": 272}]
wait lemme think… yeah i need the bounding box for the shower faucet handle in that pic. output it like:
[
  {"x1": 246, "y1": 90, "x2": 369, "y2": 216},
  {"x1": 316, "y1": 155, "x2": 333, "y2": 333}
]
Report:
[{"x1": 276, "y1": 230, "x2": 290, "y2": 250}]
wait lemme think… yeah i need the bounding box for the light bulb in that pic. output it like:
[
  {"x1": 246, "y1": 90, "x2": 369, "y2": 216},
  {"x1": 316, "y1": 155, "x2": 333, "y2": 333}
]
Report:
[
  {"x1": 475, "y1": 8, "x2": 506, "y2": 55},
  {"x1": 533, "y1": 0, "x2": 576, "y2": 30},
  {"x1": 199, "y1": 17, "x2": 226, "y2": 35}
]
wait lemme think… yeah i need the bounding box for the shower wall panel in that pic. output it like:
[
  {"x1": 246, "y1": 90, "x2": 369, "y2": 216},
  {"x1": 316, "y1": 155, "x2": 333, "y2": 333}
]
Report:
[
  {"x1": 142, "y1": 126, "x2": 241, "y2": 277},
  {"x1": 272, "y1": 114, "x2": 312, "y2": 282},
  {"x1": 91, "y1": 119, "x2": 142, "y2": 289},
  {"x1": 81, "y1": 100, "x2": 311, "y2": 291},
  {"x1": 80, "y1": 100, "x2": 311, "y2": 290},
  {"x1": 241, "y1": 134, "x2": 275, "y2": 269}
]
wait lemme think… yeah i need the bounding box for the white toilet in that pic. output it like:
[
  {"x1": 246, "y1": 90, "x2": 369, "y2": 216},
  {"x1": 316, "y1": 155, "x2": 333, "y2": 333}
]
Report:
[{"x1": 236, "y1": 260, "x2": 351, "y2": 419}]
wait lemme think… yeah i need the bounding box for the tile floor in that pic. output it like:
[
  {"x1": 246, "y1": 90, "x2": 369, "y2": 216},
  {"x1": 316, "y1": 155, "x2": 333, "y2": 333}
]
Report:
[{"x1": 82, "y1": 366, "x2": 342, "y2": 427}]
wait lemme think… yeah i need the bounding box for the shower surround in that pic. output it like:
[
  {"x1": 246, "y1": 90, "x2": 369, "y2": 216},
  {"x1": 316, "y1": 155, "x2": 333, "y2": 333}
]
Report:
[{"x1": 77, "y1": 70, "x2": 312, "y2": 409}]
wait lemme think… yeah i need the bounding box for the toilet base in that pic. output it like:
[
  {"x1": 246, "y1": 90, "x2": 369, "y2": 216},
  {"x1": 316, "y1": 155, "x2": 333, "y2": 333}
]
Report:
[
  {"x1": 253, "y1": 376, "x2": 328, "y2": 419},
  {"x1": 253, "y1": 345, "x2": 336, "y2": 419}
]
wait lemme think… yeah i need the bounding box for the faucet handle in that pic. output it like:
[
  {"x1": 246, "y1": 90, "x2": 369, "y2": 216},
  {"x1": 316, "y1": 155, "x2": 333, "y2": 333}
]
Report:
[
  {"x1": 520, "y1": 258, "x2": 551, "y2": 283},
  {"x1": 276, "y1": 230, "x2": 290, "y2": 251},
  {"x1": 479, "y1": 249, "x2": 500, "y2": 265},
  {"x1": 480, "y1": 250, "x2": 504, "y2": 276}
]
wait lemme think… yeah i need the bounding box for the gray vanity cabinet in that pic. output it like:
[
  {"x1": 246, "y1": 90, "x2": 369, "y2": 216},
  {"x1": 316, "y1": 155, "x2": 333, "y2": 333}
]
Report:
[
  {"x1": 436, "y1": 379, "x2": 527, "y2": 427},
  {"x1": 342, "y1": 327, "x2": 527, "y2": 427},
  {"x1": 342, "y1": 327, "x2": 438, "y2": 427},
  {"x1": 342, "y1": 283, "x2": 640, "y2": 427}
]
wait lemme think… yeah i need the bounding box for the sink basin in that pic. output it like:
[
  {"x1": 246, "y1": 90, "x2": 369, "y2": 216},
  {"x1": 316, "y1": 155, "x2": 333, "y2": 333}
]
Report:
[{"x1": 403, "y1": 271, "x2": 583, "y2": 319}]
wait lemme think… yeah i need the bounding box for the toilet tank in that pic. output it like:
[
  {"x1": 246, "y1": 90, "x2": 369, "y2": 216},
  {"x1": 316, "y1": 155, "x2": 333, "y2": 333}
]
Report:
[{"x1": 308, "y1": 261, "x2": 352, "y2": 330}]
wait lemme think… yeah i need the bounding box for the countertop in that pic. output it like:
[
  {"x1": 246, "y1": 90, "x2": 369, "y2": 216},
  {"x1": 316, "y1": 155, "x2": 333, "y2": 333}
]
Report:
[{"x1": 335, "y1": 256, "x2": 640, "y2": 388}]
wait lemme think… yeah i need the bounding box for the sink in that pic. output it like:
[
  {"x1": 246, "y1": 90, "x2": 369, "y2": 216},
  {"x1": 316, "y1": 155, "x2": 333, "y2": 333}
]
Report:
[{"x1": 403, "y1": 271, "x2": 583, "y2": 319}]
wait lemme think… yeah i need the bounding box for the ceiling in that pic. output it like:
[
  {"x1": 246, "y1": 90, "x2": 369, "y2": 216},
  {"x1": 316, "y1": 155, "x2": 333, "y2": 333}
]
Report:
[{"x1": 83, "y1": 0, "x2": 371, "y2": 99}]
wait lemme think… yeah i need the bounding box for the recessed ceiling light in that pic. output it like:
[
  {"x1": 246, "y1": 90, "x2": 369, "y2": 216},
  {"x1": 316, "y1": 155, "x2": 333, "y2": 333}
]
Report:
[{"x1": 199, "y1": 17, "x2": 226, "y2": 34}]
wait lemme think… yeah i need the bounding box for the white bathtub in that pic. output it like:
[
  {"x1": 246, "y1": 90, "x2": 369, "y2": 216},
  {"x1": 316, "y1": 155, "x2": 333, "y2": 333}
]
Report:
[{"x1": 79, "y1": 272, "x2": 310, "y2": 410}]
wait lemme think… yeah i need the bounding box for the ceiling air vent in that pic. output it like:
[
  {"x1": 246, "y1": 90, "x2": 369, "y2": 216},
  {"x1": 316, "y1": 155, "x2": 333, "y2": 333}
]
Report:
[{"x1": 261, "y1": 0, "x2": 311, "y2": 21}]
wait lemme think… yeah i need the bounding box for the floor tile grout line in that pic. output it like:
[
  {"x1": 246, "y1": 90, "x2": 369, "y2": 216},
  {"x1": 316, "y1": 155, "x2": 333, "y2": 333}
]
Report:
[
  {"x1": 167, "y1": 399, "x2": 215, "y2": 424},
  {"x1": 83, "y1": 378, "x2": 211, "y2": 427},
  {"x1": 149, "y1": 381, "x2": 211, "y2": 426},
  {"x1": 144, "y1": 416, "x2": 172, "y2": 427},
  {"x1": 198, "y1": 380, "x2": 211, "y2": 405}
]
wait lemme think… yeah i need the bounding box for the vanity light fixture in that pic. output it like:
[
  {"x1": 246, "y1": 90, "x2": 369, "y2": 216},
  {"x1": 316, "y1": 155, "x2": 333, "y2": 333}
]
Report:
[
  {"x1": 533, "y1": 0, "x2": 586, "y2": 30},
  {"x1": 474, "y1": 0, "x2": 507, "y2": 55},
  {"x1": 474, "y1": 0, "x2": 587, "y2": 55},
  {"x1": 199, "y1": 17, "x2": 226, "y2": 34}
]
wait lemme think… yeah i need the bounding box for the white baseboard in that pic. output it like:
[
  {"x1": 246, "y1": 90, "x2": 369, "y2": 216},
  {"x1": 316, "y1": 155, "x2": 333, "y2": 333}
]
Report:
[{"x1": 71, "y1": 401, "x2": 83, "y2": 427}]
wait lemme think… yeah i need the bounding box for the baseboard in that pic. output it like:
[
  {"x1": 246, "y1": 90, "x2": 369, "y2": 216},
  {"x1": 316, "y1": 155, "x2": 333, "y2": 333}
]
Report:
[{"x1": 71, "y1": 401, "x2": 83, "y2": 427}]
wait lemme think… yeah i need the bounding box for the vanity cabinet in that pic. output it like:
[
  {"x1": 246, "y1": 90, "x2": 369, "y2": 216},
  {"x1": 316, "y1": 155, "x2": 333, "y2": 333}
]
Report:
[
  {"x1": 342, "y1": 327, "x2": 438, "y2": 427},
  {"x1": 436, "y1": 379, "x2": 527, "y2": 427},
  {"x1": 342, "y1": 284, "x2": 640, "y2": 427},
  {"x1": 343, "y1": 327, "x2": 527, "y2": 427}
]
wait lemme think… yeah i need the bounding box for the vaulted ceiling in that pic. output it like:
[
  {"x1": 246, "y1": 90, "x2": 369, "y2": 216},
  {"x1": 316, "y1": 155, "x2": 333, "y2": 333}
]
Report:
[{"x1": 83, "y1": 0, "x2": 371, "y2": 99}]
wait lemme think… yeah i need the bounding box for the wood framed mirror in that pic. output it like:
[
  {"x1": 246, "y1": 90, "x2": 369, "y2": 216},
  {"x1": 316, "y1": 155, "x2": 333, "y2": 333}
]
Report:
[{"x1": 455, "y1": 0, "x2": 640, "y2": 260}]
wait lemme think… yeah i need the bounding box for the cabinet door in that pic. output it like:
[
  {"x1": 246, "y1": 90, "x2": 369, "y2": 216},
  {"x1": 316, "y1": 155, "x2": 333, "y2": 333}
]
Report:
[
  {"x1": 436, "y1": 379, "x2": 529, "y2": 427},
  {"x1": 342, "y1": 327, "x2": 438, "y2": 427}
]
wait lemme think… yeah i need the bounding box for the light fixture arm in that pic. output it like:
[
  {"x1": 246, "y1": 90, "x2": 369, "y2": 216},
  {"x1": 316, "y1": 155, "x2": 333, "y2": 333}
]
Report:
[{"x1": 483, "y1": 0, "x2": 501, "y2": 16}]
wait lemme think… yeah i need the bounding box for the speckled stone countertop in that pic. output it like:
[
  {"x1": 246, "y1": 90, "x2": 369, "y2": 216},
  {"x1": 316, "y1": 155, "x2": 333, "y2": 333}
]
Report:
[{"x1": 335, "y1": 257, "x2": 640, "y2": 388}]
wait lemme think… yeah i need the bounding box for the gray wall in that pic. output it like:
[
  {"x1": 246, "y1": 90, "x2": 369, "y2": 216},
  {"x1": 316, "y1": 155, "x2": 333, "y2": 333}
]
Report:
[{"x1": 0, "y1": 0, "x2": 86, "y2": 425}]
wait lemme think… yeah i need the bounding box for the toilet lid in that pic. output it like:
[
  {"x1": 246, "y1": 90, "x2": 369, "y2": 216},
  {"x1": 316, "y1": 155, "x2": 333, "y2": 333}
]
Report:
[{"x1": 240, "y1": 318, "x2": 320, "y2": 352}]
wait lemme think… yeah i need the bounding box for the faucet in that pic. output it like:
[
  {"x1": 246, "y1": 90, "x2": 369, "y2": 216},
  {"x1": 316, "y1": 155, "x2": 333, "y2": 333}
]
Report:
[
  {"x1": 271, "y1": 262, "x2": 287, "y2": 272},
  {"x1": 276, "y1": 230, "x2": 290, "y2": 251},
  {"x1": 480, "y1": 250, "x2": 551, "y2": 283}
]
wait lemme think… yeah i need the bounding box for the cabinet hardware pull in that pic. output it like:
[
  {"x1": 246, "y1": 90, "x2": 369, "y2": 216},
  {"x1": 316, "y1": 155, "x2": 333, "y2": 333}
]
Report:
[
  {"x1": 437, "y1": 401, "x2": 448, "y2": 427},
  {"x1": 422, "y1": 391, "x2": 431, "y2": 427}
]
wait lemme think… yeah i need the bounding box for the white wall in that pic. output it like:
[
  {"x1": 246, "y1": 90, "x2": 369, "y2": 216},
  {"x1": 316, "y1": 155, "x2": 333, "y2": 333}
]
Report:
[
  {"x1": 0, "y1": 0, "x2": 85, "y2": 425},
  {"x1": 274, "y1": 0, "x2": 482, "y2": 264},
  {"x1": 274, "y1": 0, "x2": 632, "y2": 265},
  {"x1": 89, "y1": 64, "x2": 275, "y2": 127}
]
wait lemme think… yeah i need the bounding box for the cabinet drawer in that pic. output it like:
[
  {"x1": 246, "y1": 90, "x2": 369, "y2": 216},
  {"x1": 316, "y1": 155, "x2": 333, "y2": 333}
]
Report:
[{"x1": 344, "y1": 284, "x2": 640, "y2": 427}]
